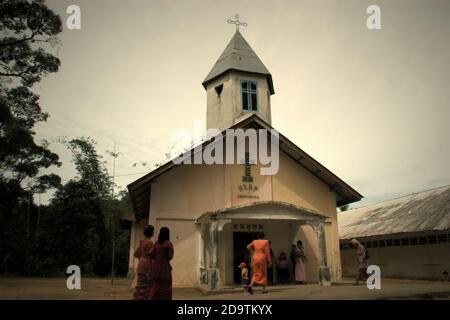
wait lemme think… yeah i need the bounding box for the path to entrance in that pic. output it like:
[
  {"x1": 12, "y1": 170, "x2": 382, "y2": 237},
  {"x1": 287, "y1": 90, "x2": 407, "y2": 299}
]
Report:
[{"x1": 0, "y1": 277, "x2": 448, "y2": 300}]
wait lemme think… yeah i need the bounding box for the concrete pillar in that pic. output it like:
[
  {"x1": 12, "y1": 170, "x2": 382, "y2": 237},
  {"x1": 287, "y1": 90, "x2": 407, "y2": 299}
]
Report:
[
  {"x1": 310, "y1": 220, "x2": 331, "y2": 286},
  {"x1": 209, "y1": 215, "x2": 219, "y2": 289},
  {"x1": 196, "y1": 222, "x2": 208, "y2": 284}
]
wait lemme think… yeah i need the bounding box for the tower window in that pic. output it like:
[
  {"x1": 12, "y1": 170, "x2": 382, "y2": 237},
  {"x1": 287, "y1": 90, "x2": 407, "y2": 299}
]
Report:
[
  {"x1": 240, "y1": 80, "x2": 258, "y2": 111},
  {"x1": 214, "y1": 84, "x2": 223, "y2": 97}
]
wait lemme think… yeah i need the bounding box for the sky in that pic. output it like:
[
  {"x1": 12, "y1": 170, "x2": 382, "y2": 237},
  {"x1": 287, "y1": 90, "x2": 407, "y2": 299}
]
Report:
[{"x1": 35, "y1": 0, "x2": 450, "y2": 207}]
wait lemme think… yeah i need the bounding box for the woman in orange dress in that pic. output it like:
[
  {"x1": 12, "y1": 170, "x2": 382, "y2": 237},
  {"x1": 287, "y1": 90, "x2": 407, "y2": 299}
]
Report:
[
  {"x1": 133, "y1": 225, "x2": 155, "y2": 300},
  {"x1": 247, "y1": 232, "x2": 272, "y2": 293}
]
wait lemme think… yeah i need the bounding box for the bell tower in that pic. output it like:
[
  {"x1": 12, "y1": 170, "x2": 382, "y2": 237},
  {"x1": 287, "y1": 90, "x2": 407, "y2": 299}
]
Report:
[{"x1": 202, "y1": 16, "x2": 274, "y2": 131}]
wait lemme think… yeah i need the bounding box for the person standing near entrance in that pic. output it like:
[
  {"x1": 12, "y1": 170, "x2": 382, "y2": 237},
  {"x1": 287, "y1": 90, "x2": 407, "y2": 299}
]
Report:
[
  {"x1": 247, "y1": 232, "x2": 272, "y2": 293},
  {"x1": 351, "y1": 238, "x2": 368, "y2": 285},
  {"x1": 149, "y1": 227, "x2": 174, "y2": 300},
  {"x1": 295, "y1": 240, "x2": 307, "y2": 284},
  {"x1": 276, "y1": 252, "x2": 290, "y2": 283},
  {"x1": 290, "y1": 244, "x2": 297, "y2": 282},
  {"x1": 133, "y1": 225, "x2": 154, "y2": 300}
]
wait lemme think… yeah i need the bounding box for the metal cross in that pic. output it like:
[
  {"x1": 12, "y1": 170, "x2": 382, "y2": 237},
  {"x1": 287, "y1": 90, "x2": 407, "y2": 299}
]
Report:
[{"x1": 227, "y1": 14, "x2": 247, "y2": 31}]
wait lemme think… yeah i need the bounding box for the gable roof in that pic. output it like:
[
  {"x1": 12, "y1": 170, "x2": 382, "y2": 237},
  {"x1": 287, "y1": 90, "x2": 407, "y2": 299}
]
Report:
[
  {"x1": 202, "y1": 30, "x2": 274, "y2": 94},
  {"x1": 128, "y1": 114, "x2": 363, "y2": 221},
  {"x1": 338, "y1": 185, "x2": 450, "y2": 240}
]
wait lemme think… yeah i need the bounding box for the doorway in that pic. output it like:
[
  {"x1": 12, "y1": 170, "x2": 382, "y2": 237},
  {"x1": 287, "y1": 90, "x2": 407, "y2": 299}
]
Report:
[{"x1": 233, "y1": 231, "x2": 261, "y2": 283}]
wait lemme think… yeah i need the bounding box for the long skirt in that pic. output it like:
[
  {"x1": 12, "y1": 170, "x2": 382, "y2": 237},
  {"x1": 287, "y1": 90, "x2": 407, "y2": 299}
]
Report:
[
  {"x1": 251, "y1": 256, "x2": 268, "y2": 285},
  {"x1": 295, "y1": 258, "x2": 306, "y2": 282},
  {"x1": 133, "y1": 273, "x2": 151, "y2": 300},
  {"x1": 149, "y1": 278, "x2": 172, "y2": 300}
]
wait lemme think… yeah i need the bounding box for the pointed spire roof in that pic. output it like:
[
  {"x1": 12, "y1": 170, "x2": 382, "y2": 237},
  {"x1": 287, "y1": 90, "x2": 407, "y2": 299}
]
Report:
[{"x1": 202, "y1": 30, "x2": 274, "y2": 94}]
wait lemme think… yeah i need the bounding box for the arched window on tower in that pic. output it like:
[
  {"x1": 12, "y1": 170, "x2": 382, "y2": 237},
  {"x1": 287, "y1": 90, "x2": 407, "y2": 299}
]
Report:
[{"x1": 240, "y1": 80, "x2": 258, "y2": 112}]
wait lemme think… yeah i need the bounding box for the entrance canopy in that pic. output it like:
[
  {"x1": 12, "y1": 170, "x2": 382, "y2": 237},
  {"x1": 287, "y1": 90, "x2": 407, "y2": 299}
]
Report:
[
  {"x1": 196, "y1": 201, "x2": 329, "y2": 225},
  {"x1": 196, "y1": 201, "x2": 332, "y2": 288}
]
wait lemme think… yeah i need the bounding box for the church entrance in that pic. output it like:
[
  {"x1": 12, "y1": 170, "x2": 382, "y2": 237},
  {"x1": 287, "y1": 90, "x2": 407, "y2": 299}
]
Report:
[{"x1": 233, "y1": 231, "x2": 261, "y2": 283}]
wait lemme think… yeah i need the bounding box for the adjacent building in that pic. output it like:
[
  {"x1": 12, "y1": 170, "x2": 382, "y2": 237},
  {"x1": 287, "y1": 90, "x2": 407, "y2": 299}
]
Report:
[{"x1": 339, "y1": 185, "x2": 450, "y2": 280}]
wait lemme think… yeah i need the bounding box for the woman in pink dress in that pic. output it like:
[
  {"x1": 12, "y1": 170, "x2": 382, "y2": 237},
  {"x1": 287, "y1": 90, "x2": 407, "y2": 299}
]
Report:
[
  {"x1": 247, "y1": 232, "x2": 272, "y2": 293},
  {"x1": 149, "y1": 227, "x2": 174, "y2": 300},
  {"x1": 295, "y1": 240, "x2": 306, "y2": 284},
  {"x1": 133, "y1": 225, "x2": 154, "y2": 300}
]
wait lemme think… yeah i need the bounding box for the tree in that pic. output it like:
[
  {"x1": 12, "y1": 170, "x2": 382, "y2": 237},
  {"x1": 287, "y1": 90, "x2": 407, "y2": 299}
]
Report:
[
  {"x1": 67, "y1": 137, "x2": 113, "y2": 199},
  {"x1": 0, "y1": 0, "x2": 62, "y2": 181},
  {"x1": 46, "y1": 179, "x2": 105, "y2": 273},
  {"x1": 0, "y1": 0, "x2": 62, "y2": 267}
]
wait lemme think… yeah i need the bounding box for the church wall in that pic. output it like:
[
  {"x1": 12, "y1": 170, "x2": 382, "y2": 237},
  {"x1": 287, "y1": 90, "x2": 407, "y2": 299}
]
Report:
[
  {"x1": 325, "y1": 219, "x2": 343, "y2": 280},
  {"x1": 295, "y1": 224, "x2": 320, "y2": 283},
  {"x1": 272, "y1": 152, "x2": 336, "y2": 216},
  {"x1": 147, "y1": 163, "x2": 227, "y2": 286},
  {"x1": 271, "y1": 151, "x2": 342, "y2": 281},
  {"x1": 150, "y1": 164, "x2": 227, "y2": 219},
  {"x1": 154, "y1": 218, "x2": 199, "y2": 286}
]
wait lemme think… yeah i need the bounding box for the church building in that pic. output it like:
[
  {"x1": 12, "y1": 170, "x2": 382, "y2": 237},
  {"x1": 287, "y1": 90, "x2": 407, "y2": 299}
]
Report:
[{"x1": 126, "y1": 25, "x2": 363, "y2": 289}]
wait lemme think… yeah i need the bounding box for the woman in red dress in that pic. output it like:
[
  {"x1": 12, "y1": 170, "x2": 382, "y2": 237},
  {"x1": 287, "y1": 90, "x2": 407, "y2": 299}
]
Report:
[
  {"x1": 149, "y1": 227, "x2": 174, "y2": 300},
  {"x1": 133, "y1": 225, "x2": 154, "y2": 300},
  {"x1": 247, "y1": 232, "x2": 272, "y2": 293}
]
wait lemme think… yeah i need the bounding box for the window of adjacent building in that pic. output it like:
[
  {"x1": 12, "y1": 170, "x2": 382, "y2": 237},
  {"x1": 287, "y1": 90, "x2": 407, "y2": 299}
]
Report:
[{"x1": 241, "y1": 80, "x2": 258, "y2": 111}]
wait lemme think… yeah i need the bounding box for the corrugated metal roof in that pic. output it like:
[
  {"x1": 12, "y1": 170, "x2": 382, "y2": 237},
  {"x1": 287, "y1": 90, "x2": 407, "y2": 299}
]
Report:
[
  {"x1": 202, "y1": 30, "x2": 274, "y2": 94},
  {"x1": 338, "y1": 185, "x2": 450, "y2": 239}
]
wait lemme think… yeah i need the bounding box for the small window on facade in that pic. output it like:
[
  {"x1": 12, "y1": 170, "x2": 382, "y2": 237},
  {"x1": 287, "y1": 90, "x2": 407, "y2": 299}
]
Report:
[
  {"x1": 386, "y1": 239, "x2": 393, "y2": 247},
  {"x1": 419, "y1": 237, "x2": 427, "y2": 245},
  {"x1": 241, "y1": 80, "x2": 258, "y2": 111},
  {"x1": 214, "y1": 84, "x2": 223, "y2": 97},
  {"x1": 410, "y1": 237, "x2": 418, "y2": 245}
]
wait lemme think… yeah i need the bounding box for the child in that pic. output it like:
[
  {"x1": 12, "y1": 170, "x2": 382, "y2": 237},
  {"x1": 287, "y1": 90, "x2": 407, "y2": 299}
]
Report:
[{"x1": 239, "y1": 262, "x2": 253, "y2": 294}]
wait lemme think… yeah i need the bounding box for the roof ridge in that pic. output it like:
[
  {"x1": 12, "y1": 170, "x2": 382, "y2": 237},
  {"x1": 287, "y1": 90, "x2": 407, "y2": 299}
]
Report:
[{"x1": 341, "y1": 184, "x2": 450, "y2": 214}]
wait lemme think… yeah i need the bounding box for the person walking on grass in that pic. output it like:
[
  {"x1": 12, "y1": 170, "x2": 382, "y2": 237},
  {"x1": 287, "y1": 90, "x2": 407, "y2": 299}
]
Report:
[{"x1": 351, "y1": 238, "x2": 369, "y2": 285}]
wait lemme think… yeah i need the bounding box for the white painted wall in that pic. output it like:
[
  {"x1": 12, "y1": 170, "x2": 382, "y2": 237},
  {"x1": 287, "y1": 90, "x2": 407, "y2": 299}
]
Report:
[{"x1": 206, "y1": 71, "x2": 272, "y2": 131}]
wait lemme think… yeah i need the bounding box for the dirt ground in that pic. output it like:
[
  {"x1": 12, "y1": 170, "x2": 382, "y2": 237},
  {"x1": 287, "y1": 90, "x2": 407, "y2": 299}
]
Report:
[{"x1": 0, "y1": 277, "x2": 449, "y2": 300}]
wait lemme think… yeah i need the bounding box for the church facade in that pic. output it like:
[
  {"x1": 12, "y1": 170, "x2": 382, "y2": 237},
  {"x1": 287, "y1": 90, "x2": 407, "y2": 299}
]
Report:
[{"x1": 126, "y1": 29, "x2": 362, "y2": 289}]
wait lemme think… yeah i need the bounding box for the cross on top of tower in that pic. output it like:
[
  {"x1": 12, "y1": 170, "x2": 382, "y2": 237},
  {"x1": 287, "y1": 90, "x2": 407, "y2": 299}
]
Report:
[{"x1": 227, "y1": 14, "x2": 247, "y2": 31}]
